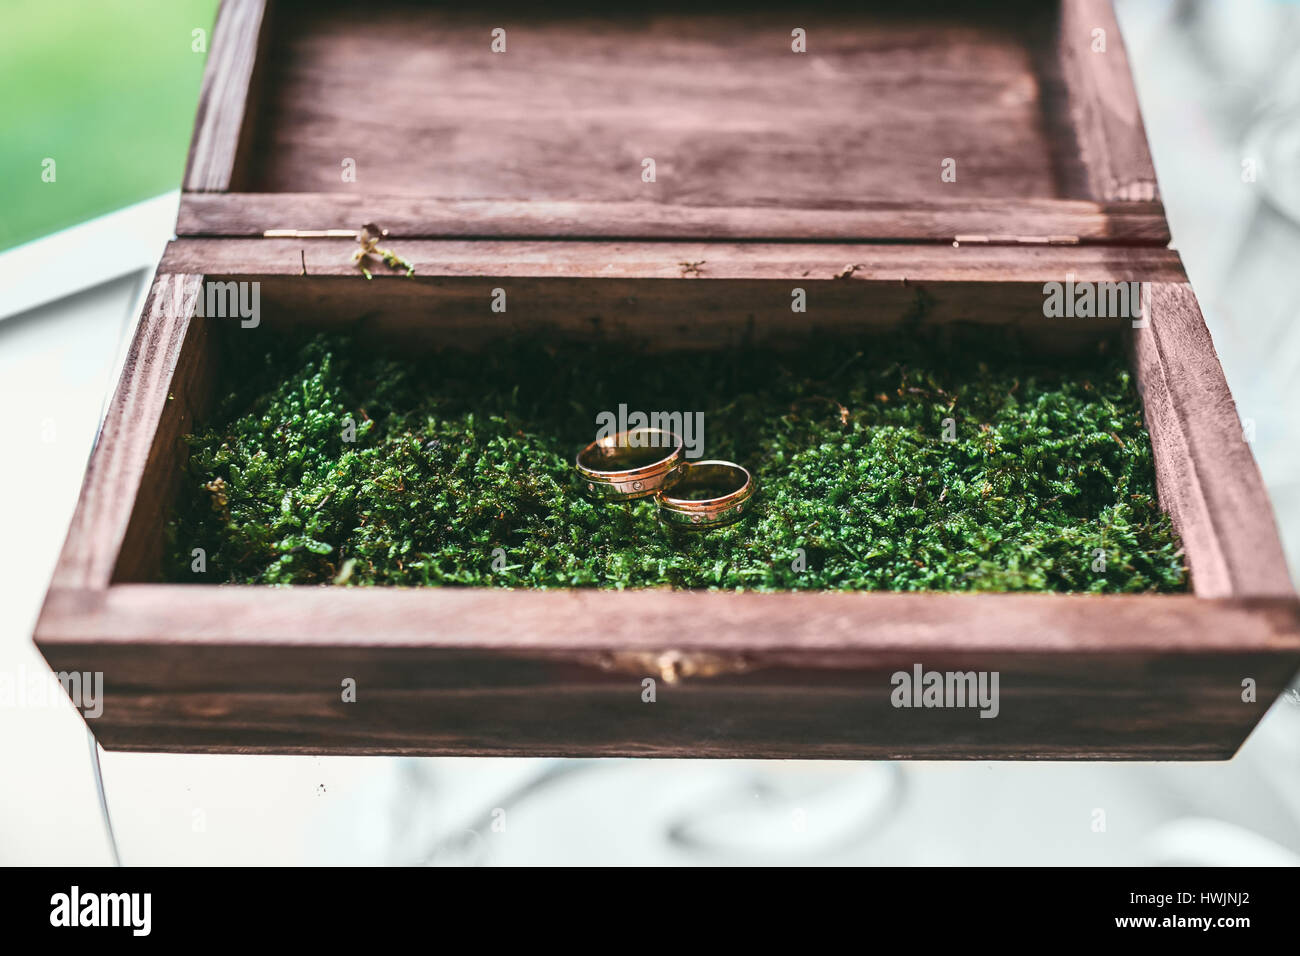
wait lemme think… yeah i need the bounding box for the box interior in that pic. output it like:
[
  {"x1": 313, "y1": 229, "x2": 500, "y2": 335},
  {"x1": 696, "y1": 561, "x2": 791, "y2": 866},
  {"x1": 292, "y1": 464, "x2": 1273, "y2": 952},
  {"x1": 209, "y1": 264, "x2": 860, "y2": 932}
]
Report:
[
  {"x1": 110, "y1": 275, "x2": 1182, "y2": 590},
  {"x1": 230, "y1": 0, "x2": 1092, "y2": 205}
]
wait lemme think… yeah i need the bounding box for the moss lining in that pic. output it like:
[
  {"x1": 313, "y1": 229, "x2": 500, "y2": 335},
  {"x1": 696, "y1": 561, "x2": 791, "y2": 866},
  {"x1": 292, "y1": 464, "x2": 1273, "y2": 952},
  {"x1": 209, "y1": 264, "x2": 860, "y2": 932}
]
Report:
[{"x1": 165, "y1": 330, "x2": 1186, "y2": 592}]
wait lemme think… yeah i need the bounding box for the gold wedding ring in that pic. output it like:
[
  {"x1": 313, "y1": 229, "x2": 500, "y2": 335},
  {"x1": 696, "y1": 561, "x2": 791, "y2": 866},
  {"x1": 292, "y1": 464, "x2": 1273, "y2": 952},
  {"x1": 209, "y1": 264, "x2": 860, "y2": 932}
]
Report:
[
  {"x1": 575, "y1": 428, "x2": 685, "y2": 501},
  {"x1": 655, "y1": 460, "x2": 754, "y2": 531},
  {"x1": 575, "y1": 432, "x2": 755, "y2": 531}
]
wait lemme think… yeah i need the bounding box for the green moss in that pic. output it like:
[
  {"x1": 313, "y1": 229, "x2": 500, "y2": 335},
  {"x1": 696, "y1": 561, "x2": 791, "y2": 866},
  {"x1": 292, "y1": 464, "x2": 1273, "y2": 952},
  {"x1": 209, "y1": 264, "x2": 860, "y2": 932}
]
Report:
[{"x1": 165, "y1": 330, "x2": 1187, "y2": 592}]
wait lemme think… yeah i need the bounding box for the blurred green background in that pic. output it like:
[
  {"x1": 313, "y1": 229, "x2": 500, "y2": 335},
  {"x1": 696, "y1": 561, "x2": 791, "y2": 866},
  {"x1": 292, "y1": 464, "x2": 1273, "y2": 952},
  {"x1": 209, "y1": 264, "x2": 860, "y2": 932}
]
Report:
[{"x1": 0, "y1": 0, "x2": 219, "y2": 251}]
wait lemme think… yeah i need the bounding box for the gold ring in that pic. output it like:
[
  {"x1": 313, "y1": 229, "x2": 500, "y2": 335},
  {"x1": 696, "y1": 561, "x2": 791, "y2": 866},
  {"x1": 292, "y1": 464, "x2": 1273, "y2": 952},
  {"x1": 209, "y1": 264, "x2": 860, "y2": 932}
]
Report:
[
  {"x1": 575, "y1": 428, "x2": 685, "y2": 501},
  {"x1": 655, "y1": 460, "x2": 754, "y2": 530}
]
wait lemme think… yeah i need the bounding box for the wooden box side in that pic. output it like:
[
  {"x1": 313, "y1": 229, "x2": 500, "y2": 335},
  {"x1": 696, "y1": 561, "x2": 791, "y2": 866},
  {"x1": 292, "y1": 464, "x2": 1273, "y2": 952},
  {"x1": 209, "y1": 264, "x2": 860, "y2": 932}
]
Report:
[
  {"x1": 1133, "y1": 284, "x2": 1296, "y2": 599},
  {"x1": 184, "y1": 0, "x2": 268, "y2": 193},
  {"x1": 31, "y1": 247, "x2": 1300, "y2": 759},
  {"x1": 178, "y1": 0, "x2": 1170, "y2": 245},
  {"x1": 35, "y1": 586, "x2": 1300, "y2": 759},
  {"x1": 1057, "y1": 0, "x2": 1160, "y2": 202},
  {"x1": 47, "y1": 275, "x2": 207, "y2": 593}
]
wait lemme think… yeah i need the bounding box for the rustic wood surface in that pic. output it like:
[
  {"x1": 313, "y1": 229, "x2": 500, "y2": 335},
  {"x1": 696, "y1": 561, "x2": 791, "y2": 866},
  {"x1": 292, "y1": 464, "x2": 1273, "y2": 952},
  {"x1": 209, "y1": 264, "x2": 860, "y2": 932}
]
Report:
[
  {"x1": 176, "y1": 194, "x2": 1172, "y2": 244},
  {"x1": 159, "y1": 237, "x2": 1187, "y2": 281},
  {"x1": 1058, "y1": 0, "x2": 1160, "y2": 202},
  {"x1": 36, "y1": 586, "x2": 1300, "y2": 758},
  {"x1": 242, "y1": 3, "x2": 1068, "y2": 202},
  {"x1": 153, "y1": 243, "x2": 1186, "y2": 356},
  {"x1": 183, "y1": 0, "x2": 268, "y2": 191},
  {"x1": 48, "y1": 275, "x2": 204, "y2": 591},
  {"x1": 229, "y1": 276, "x2": 1125, "y2": 356},
  {"x1": 1135, "y1": 283, "x2": 1295, "y2": 598},
  {"x1": 112, "y1": 300, "x2": 219, "y2": 585},
  {"x1": 188, "y1": 0, "x2": 1171, "y2": 242}
]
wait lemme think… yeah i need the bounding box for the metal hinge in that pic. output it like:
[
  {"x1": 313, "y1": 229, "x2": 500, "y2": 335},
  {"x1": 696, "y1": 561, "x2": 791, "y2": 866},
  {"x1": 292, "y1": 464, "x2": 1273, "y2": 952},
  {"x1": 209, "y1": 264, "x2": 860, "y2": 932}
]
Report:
[
  {"x1": 952, "y1": 235, "x2": 1080, "y2": 246},
  {"x1": 262, "y1": 229, "x2": 357, "y2": 238}
]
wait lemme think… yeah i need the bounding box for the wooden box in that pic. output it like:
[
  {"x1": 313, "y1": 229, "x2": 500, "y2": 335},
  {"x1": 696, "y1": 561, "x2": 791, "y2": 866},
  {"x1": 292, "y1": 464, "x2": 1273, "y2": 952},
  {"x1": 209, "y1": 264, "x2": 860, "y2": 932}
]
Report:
[{"x1": 35, "y1": 0, "x2": 1300, "y2": 758}]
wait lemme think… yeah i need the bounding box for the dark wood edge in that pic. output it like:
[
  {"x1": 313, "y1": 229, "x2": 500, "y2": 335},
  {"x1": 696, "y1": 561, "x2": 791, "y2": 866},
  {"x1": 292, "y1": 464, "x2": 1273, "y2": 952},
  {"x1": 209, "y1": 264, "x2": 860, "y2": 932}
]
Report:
[
  {"x1": 35, "y1": 587, "x2": 1300, "y2": 760},
  {"x1": 158, "y1": 238, "x2": 1188, "y2": 283},
  {"x1": 1135, "y1": 282, "x2": 1295, "y2": 598},
  {"x1": 176, "y1": 194, "x2": 1172, "y2": 245},
  {"x1": 183, "y1": 0, "x2": 268, "y2": 192},
  {"x1": 46, "y1": 274, "x2": 203, "y2": 592},
  {"x1": 1058, "y1": 0, "x2": 1161, "y2": 202},
  {"x1": 35, "y1": 586, "x2": 1300, "y2": 654}
]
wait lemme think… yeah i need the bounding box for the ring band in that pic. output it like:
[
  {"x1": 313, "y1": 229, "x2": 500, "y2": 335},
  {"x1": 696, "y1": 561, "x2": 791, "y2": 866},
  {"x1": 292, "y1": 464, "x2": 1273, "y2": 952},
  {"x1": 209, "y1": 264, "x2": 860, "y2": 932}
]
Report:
[
  {"x1": 655, "y1": 460, "x2": 754, "y2": 530},
  {"x1": 575, "y1": 428, "x2": 685, "y2": 501}
]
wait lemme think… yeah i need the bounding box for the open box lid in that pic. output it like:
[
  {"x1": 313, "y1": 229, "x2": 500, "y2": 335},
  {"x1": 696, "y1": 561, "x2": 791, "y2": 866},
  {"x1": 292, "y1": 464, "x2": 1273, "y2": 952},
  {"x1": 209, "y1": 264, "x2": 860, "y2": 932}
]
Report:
[{"x1": 178, "y1": 0, "x2": 1169, "y2": 247}]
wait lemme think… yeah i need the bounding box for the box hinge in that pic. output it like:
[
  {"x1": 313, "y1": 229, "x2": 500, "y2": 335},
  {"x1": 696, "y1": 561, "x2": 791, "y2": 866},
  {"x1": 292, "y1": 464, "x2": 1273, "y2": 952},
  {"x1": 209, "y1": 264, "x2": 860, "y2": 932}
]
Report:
[
  {"x1": 953, "y1": 234, "x2": 1081, "y2": 246},
  {"x1": 262, "y1": 229, "x2": 357, "y2": 238}
]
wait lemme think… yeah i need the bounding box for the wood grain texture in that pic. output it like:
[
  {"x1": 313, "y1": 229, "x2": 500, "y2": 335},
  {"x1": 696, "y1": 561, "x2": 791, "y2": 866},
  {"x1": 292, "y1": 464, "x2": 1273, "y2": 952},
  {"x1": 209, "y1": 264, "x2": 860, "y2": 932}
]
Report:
[
  {"x1": 152, "y1": 243, "x2": 1185, "y2": 357},
  {"x1": 240, "y1": 2, "x2": 1065, "y2": 202},
  {"x1": 200, "y1": 0, "x2": 1169, "y2": 243},
  {"x1": 47, "y1": 275, "x2": 203, "y2": 591},
  {"x1": 112, "y1": 306, "x2": 219, "y2": 584},
  {"x1": 181, "y1": 0, "x2": 1170, "y2": 241},
  {"x1": 1058, "y1": 0, "x2": 1160, "y2": 201},
  {"x1": 1135, "y1": 283, "x2": 1295, "y2": 598},
  {"x1": 159, "y1": 237, "x2": 1187, "y2": 282},
  {"x1": 183, "y1": 0, "x2": 267, "y2": 191},
  {"x1": 228, "y1": 275, "x2": 1126, "y2": 356},
  {"x1": 35, "y1": 587, "x2": 1300, "y2": 758},
  {"x1": 176, "y1": 194, "x2": 1172, "y2": 244}
]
